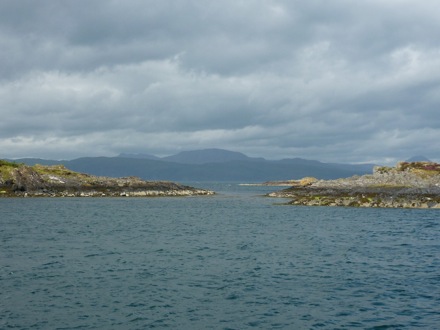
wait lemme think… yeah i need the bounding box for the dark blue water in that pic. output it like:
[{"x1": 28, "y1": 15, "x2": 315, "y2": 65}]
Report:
[{"x1": 1, "y1": 183, "x2": 439, "y2": 329}]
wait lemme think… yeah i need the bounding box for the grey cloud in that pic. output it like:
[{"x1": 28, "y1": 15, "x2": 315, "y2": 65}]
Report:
[{"x1": 0, "y1": 0, "x2": 439, "y2": 163}]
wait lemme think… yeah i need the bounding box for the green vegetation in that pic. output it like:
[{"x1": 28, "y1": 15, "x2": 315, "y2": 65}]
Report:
[
  {"x1": 397, "y1": 161, "x2": 440, "y2": 172},
  {"x1": 376, "y1": 161, "x2": 440, "y2": 175},
  {"x1": 369, "y1": 183, "x2": 411, "y2": 189},
  {"x1": 411, "y1": 168, "x2": 440, "y2": 179},
  {"x1": 0, "y1": 159, "x2": 20, "y2": 181},
  {"x1": 0, "y1": 160, "x2": 21, "y2": 194},
  {"x1": 33, "y1": 164, "x2": 90, "y2": 180},
  {"x1": 0, "y1": 159, "x2": 21, "y2": 167},
  {"x1": 34, "y1": 164, "x2": 110, "y2": 189},
  {"x1": 1, "y1": 161, "x2": 90, "y2": 184}
]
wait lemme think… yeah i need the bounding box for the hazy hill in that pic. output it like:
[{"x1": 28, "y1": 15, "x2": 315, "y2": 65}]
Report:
[
  {"x1": 68, "y1": 157, "x2": 367, "y2": 181},
  {"x1": 10, "y1": 149, "x2": 375, "y2": 182},
  {"x1": 117, "y1": 153, "x2": 160, "y2": 160},
  {"x1": 159, "y1": 148, "x2": 264, "y2": 164}
]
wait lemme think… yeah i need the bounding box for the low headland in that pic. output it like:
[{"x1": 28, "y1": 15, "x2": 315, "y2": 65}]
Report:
[
  {"x1": 0, "y1": 160, "x2": 214, "y2": 197},
  {"x1": 267, "y1": 161, "x2": 440, "y2": 209}
]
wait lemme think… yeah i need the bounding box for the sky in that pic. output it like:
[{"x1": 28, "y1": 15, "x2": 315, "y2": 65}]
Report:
[{"x1": 1, "y1": 0, "x2": 439, "y2": 164}]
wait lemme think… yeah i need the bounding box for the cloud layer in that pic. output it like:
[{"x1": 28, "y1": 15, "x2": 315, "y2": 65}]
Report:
[{"x1": 1, "y1": 0, "x2": 439, "y2": 163}]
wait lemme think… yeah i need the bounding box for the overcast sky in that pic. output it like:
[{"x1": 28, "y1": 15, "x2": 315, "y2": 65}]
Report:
[{"x1": 1, "y1": 0, "x2": 439, "y2": 164}]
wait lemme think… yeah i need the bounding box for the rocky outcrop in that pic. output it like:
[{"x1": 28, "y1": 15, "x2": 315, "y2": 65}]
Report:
[
  {"x1": 0, "y1": 161, "x2": 214, "y2": 197},
  {"x1": 267, "y1": 162, "x2": 440, "y2": 209}
]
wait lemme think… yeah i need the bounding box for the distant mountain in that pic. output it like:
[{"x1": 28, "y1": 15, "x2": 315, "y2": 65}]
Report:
[
  {"x1": 118, "y1": 153, "x2": 160, "y2": 160},
  {"x1": 9, "y1": 152, "x2": 375, "y2": 182},
  {"x1": 406, "y1": 156, "x2": 432, "y2": 162},
  {"x1": 67, "y1": 158, "x2": 369, "y2": 181},
  {"x1": 161, "y1": 148, "x2": 264, "y2": 164}
]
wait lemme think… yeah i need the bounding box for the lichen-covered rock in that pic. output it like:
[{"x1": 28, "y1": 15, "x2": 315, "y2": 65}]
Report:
[
  {"x1": 268, "y1": 161, "x2": 440, "y2": 209},
  {"x1": 299, "y1": 177, "x2": 318, "y2": 186},
  {"x1": 0, "y1": 160, "x2": 214, "y2": 197}
]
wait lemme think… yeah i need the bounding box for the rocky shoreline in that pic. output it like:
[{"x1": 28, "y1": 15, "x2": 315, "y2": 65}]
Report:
[
  {"x1": 267, "y1": 162, "x2": 440, "y2": 209},
  {"x1": 0, "y1": 161, "x2": 214, "y2": 197}
]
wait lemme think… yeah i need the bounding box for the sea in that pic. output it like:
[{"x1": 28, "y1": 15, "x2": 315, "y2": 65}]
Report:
[{"x1": 1, "y1": 183, "x2": 439, "y2": 329}]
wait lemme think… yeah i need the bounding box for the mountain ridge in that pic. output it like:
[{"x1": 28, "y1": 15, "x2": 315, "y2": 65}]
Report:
[
  {"x1": 160, "y1": 148, "x2": 264, "y2": 164},
  {"x1": 7, "y1": 149, "x2": 378, "y2": 182}
]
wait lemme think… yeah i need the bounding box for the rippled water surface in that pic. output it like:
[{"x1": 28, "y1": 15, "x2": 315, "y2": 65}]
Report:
[{"x1": 1, "y1": 183, "x2": 439, "y2": 329}]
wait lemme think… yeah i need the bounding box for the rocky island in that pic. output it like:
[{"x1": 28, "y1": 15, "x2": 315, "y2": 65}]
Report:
[
  {"x1": 0, "y1": 160, "x2": 214, "y2": 197},
  {"x1": 267, "y1": 162, "x2": 440, "y2": 209}
]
